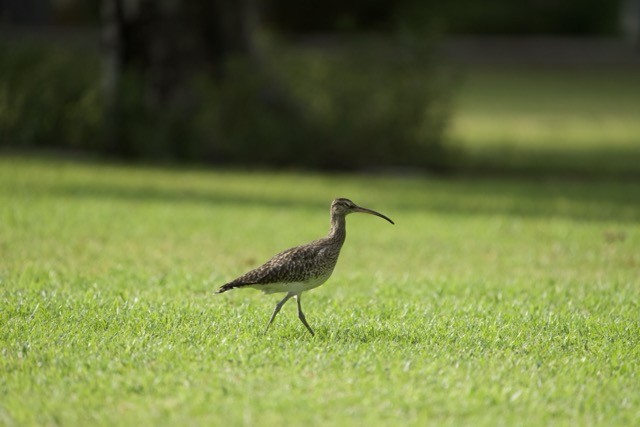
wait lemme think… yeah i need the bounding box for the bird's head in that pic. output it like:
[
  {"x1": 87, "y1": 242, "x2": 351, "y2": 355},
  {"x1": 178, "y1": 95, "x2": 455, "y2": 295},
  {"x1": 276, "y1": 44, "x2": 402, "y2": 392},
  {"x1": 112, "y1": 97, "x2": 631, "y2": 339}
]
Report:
[{"x1": 331, "y1": 198, "x2": 394, "y2": 224}]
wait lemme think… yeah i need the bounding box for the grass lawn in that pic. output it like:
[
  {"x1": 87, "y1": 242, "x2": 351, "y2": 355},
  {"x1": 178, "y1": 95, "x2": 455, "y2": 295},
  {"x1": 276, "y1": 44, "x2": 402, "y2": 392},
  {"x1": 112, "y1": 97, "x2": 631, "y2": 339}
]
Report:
[
  {"x1": 1, "y1": 156, "x2": 638, "y2": 426},
  {"x1": 451, "y1": 65, "x2": 640, "y2": 176}
]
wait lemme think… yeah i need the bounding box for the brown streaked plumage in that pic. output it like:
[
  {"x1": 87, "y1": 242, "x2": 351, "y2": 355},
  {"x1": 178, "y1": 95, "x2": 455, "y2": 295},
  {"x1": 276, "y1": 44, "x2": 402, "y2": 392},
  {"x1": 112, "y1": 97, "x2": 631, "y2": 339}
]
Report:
[{"x1": 216, "y1": 198, "x2": 394, "y2": 335}]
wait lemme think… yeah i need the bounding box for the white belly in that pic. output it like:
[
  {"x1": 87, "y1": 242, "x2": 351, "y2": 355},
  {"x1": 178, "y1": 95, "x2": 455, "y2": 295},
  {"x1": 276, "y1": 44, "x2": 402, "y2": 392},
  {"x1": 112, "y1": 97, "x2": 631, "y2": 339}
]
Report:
[{"x1": 252, "y1": 270, "x2": 333, "y2": 295}]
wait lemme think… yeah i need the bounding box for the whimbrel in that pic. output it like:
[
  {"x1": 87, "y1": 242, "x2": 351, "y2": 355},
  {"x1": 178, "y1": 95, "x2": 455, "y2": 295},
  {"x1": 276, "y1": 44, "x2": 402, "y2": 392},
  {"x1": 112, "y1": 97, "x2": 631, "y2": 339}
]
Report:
[{"x1": 216, "y1": 198, "x2": 394, "y2": 336}]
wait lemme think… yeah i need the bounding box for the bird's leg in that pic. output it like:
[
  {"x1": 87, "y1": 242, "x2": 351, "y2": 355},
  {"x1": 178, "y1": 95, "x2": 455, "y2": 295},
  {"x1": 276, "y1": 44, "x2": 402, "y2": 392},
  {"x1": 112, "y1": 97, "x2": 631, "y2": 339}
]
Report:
[
  {"x1": 295, "y1": 294, "x2": 315, "y2": 336},
  {"x1": 265, "y1": 292, "x2": 294, "y2": 333}
]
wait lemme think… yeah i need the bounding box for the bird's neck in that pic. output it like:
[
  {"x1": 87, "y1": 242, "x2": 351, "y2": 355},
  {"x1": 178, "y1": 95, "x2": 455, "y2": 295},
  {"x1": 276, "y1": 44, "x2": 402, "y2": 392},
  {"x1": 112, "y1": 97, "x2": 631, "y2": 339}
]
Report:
[{"x1": 328, "y1": 213, "x2": 347, "y2": 244}]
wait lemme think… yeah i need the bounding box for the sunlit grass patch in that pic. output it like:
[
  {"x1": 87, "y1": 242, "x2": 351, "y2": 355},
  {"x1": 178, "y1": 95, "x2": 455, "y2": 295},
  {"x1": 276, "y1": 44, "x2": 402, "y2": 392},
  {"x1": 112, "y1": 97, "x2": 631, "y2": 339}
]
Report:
[
  {"x1": 452, "y1": 66, "x2": 640, "y2": 175},
  {"x1": 1, "y1": 156, "x2": 639, "y2": 426}
]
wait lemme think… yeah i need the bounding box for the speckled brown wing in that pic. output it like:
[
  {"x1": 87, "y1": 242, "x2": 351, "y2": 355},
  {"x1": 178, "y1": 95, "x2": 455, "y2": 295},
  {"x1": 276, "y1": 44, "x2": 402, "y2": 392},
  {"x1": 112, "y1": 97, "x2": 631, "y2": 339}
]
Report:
[{"x1": 216, "y1": 240, "x2": 336, "y2": 293}]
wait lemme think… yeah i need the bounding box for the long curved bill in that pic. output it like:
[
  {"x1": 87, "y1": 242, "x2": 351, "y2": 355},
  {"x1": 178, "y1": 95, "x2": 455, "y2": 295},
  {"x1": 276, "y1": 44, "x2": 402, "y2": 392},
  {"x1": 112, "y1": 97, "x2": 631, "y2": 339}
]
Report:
[{"x1": 354, "y1": 206, "x2": 394, "y2": 224}]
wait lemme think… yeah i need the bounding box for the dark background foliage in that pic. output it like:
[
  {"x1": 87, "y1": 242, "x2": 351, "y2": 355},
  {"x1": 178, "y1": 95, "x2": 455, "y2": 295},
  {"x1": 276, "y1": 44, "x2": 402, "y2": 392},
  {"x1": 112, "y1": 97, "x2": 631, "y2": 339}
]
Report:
[{"x1": 0, "y1": 0, "x2": 630, "y2": 171}]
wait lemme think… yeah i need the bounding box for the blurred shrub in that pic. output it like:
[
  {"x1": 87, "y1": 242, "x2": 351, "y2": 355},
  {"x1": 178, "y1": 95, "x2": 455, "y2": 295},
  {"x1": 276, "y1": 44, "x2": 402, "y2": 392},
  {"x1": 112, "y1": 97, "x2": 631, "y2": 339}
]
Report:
[
  {"x1": 285, "y1": 38, "x2": 451, "y2": 170},
  {"x1": 0, "y1": 37, "x2": 452, "y2": 171},
  {"x1": 190, "y1": 59, "x2": 314, "y2": 167},
  {"x1": 0, "y1": 42, "x2": 104, "y2": 151},
  {"x1": 194, "y1": 37, "x2": 452, "y2": 170}
]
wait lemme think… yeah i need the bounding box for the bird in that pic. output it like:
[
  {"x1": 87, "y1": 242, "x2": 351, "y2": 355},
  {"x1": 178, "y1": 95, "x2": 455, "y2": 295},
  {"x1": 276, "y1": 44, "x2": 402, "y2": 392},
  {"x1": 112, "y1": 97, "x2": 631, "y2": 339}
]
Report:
[{"x1": 216, "y1": 198, "x2": 394, "y2": 336}]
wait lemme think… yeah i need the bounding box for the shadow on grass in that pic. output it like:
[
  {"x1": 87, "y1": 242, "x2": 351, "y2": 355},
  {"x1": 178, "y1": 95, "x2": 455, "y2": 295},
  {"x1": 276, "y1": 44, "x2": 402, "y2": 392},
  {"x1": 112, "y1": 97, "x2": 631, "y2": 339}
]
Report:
[
  {"x1": 461, "y1": 146, "x2": 640, "y2": 179},
  {"x1": 6, "y1": 155, "x2": 640, "y2": 223},
  {"x1": 313, "y1": 325, "x2": 428, "y2": 345}
]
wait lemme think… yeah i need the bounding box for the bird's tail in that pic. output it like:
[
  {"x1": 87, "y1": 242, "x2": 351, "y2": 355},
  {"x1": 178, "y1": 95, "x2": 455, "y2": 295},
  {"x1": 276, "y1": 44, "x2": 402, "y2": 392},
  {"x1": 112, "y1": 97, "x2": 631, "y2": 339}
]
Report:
[
  {"x1": 215, "y1": 283, "x2": 235, "y2": 294},
  {"x1": 216, "y1": 281, "x2": 251, "y2": 294}
]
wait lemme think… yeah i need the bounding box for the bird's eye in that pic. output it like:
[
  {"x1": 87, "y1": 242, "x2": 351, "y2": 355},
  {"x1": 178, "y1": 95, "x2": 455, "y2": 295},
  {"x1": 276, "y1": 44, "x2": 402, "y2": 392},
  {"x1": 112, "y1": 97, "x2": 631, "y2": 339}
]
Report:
[{"x1": 335, "y1": 199, "x2": 354, "y2": 209}]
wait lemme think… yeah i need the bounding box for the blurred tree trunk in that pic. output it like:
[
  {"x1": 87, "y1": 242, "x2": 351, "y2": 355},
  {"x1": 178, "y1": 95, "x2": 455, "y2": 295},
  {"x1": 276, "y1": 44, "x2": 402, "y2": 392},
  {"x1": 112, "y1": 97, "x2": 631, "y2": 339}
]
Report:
[
  {"x1": 101, "y1": 0, "x2": 257, "y2": 157},
  {"x1": 101, "y1": 0, "x2": 126, "y2": 156}
]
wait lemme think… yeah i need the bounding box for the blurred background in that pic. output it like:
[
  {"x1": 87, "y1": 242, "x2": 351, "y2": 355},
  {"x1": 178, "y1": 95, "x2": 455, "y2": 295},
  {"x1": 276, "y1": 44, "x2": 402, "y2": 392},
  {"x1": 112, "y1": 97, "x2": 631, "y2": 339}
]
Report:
[{"x1": 1, "y1": 0, "x2": 639, "y2": 176}]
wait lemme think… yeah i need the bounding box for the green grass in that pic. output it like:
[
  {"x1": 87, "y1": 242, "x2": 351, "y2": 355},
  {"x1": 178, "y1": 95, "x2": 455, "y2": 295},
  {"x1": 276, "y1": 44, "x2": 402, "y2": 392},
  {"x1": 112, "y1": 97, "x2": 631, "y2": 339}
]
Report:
[
  {"x1": 452, "y1": 65, "x2": 640, "y2": 175},
  {"x1": 1, "y1": 156, "x2": 639, "y2": 426}
]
